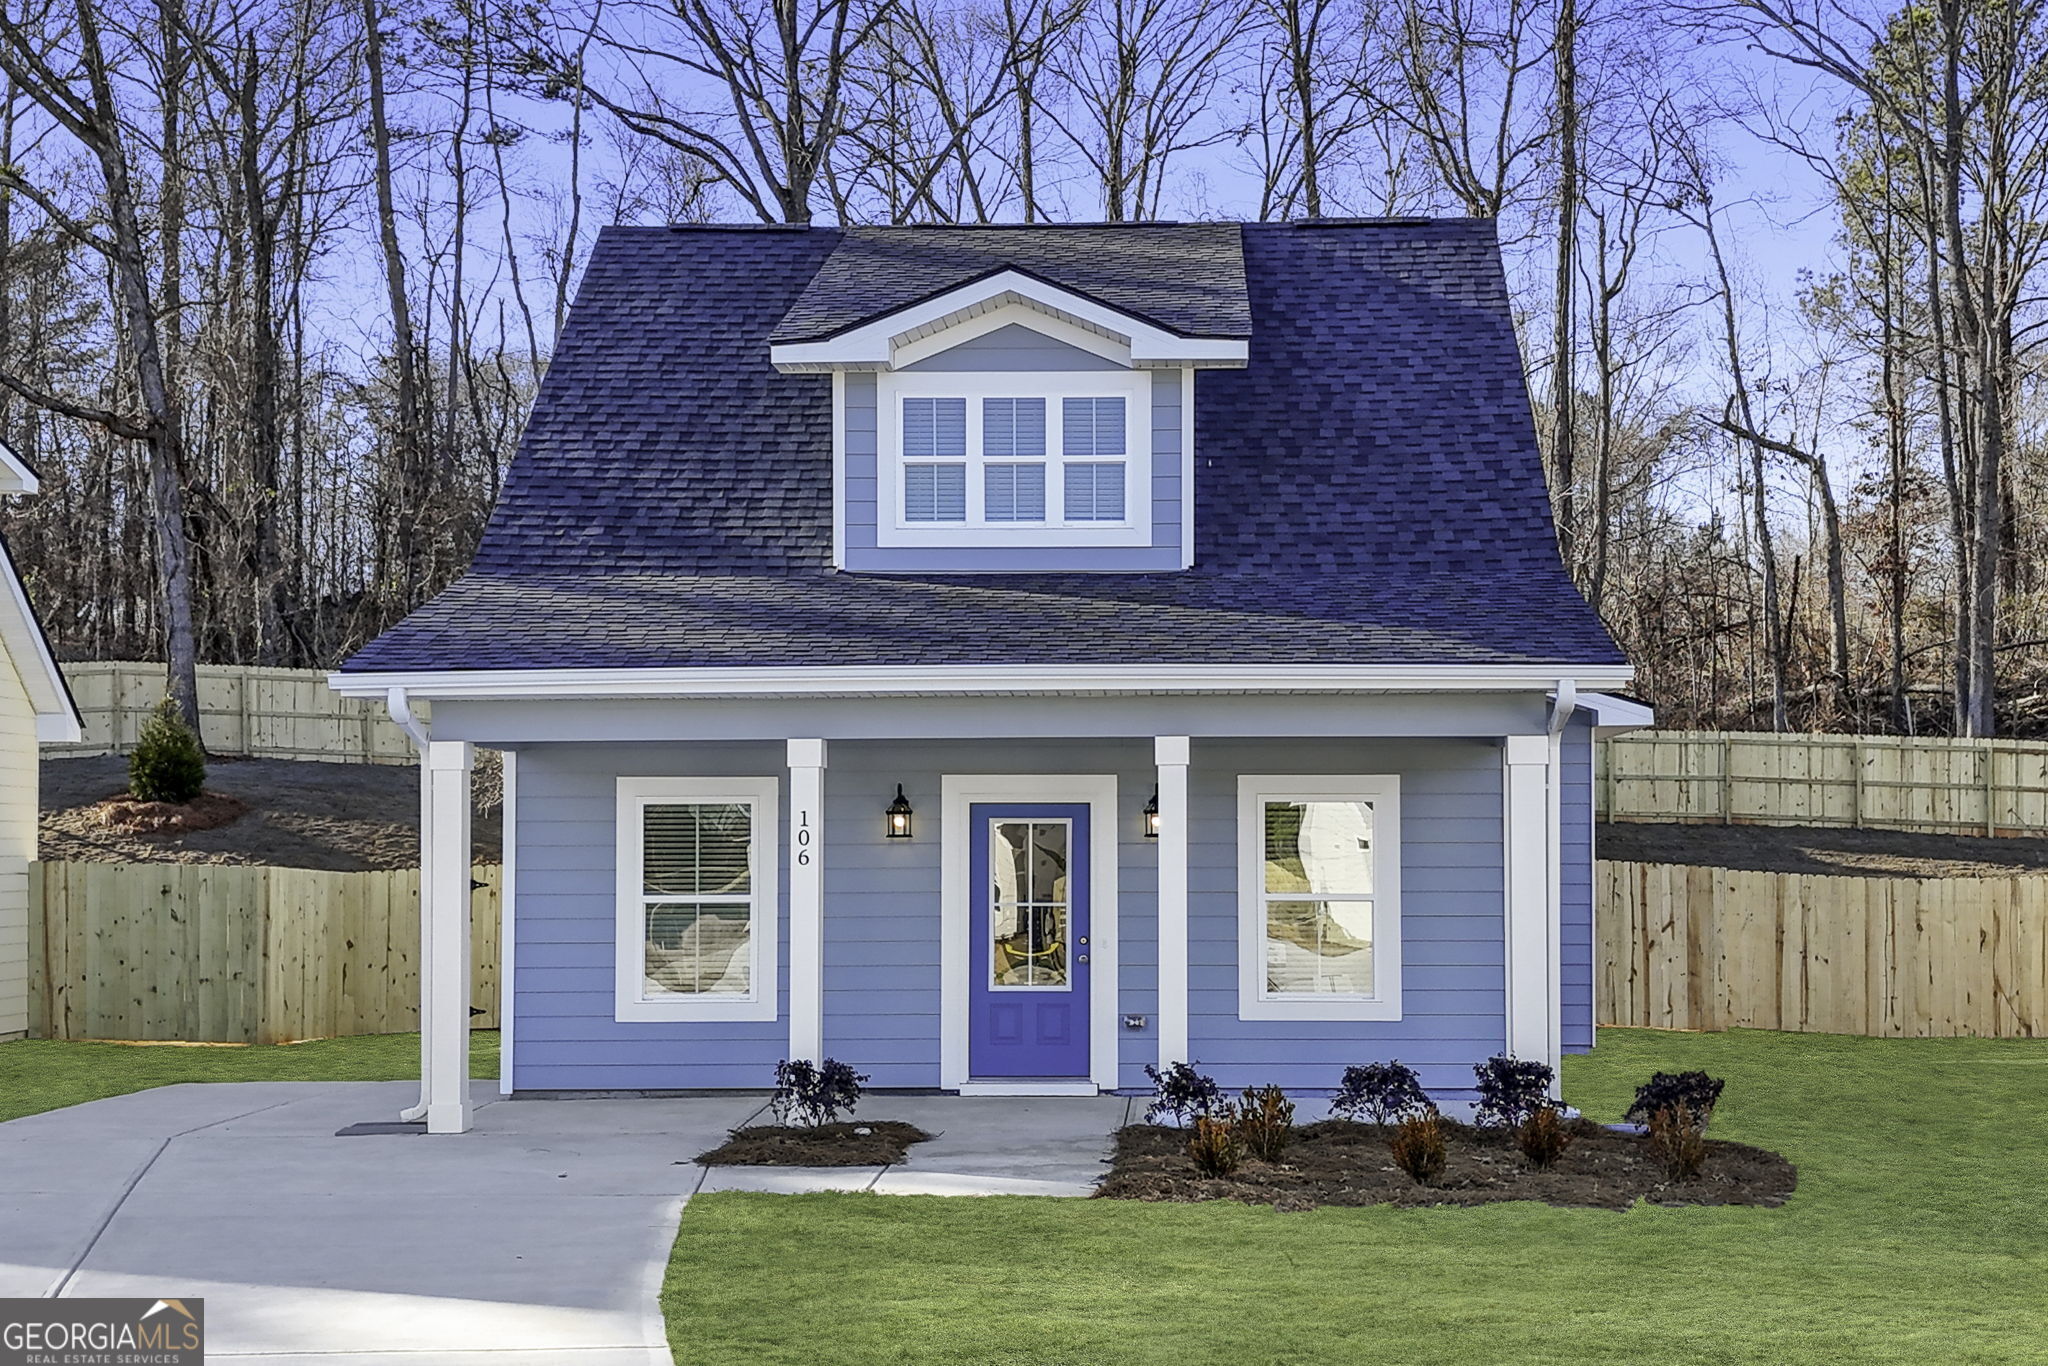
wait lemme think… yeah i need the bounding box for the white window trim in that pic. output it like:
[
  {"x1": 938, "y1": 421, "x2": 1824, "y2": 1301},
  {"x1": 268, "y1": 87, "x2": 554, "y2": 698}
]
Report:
[
  {"x1": 877, "y1": 370, "x2": 1151, "y2": 548},
  {"x1": 614, "y1": 776, "x2": 780, "y2": 1023},
  {"x1": 1236, "y1": 775, "x2": 1403, "y2": 1022}
]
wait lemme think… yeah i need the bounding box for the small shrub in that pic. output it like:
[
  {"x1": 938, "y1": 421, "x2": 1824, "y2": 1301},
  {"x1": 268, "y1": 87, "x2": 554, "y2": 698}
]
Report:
[
  {"x1": 1143, "y1": 1061, "x2": 1222, "y2": 1127},
  {"x1": 129, "y1": 699, "x2": 206, "y2": 804},
  {"x1": 770, "y1": 1058, "x2": 867, "y2": 1127},
  {"x1": 1472, "y1": 1053, "x2": 1553, "y2": 1129},
  {"x1": 1387, "y1": 1112, "x2": 1448, "y2": 1185},
  {"x1": 1516, "y1": 1104, "x2": 1575, "y2": 1169},
  {"x1": 1646, "y1": 1107, "x2": 1711, "y2": 1180},
  {"x1": 1236, "y1": 1085, "x2": 1294, "y2": 1162},
  {"x1": 1186, "y1": 1108, "x2": 1244, "y2": 1176},
  {"x1": 1331, "y1": 1060, "x2": 1433, "y2": 1126},
  {"x1": 1627, "y1": 1071, "x2": 1726, "y2": 1181}
]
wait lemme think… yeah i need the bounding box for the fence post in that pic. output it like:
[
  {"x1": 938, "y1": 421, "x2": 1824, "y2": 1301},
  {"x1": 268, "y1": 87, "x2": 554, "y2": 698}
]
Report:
[
  {"x1": 1985, "y1": 744, "x2": 1999, "y2": 838},
  {"x1": 1852, "y1": 737, "x2": 1865, "y2": 830},
  {"x1": 1721, "y1": 734, "x2": 1734, "y2": 825}
]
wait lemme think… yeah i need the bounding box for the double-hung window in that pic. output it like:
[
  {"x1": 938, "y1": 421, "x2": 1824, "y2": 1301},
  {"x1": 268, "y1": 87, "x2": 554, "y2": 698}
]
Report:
[
  {"x1": 877, "y1": 375, "x2": 1148, "y2": 545},
  {"x1": 615, "y1": 777, "x2": 779, "y2": 1022},
  {"x1": 1236, "y1": 776, "x2": 1403, "y2": 1021}
]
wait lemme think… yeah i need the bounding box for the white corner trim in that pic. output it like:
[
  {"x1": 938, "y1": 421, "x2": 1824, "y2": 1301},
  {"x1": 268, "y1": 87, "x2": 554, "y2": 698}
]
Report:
[
  {"x1": 769, "y1": 269, "x2": 1249, "y2": 372},
  {"x1": 498, "y1": 749, "x2": 517, "y2": 1096},
  {"x1": 830, "y1": 370, "x2": 847, "y2": 570},
  {"x1": 939, "y1": 773, "x2": 1120, "y2": 1093},
  {"x1": 1236, "y1": 775, "x2": 1404, "y2": 1023},
  {"x1": 1180, "y1": 367, "x2": 1195, "y2": 570},
  {"x1": 1502, "y1": 735, "x2": 1559, "y2": 1079},
  {"x1": 328, "y1": 662, "x2": 1637, "y2": 702},
  {"x1": 613, "y1": 776, "x2": 781, "y2": 1023}
]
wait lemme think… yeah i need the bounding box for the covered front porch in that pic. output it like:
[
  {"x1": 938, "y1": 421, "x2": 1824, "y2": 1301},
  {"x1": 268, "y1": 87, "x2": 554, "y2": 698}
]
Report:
[{"x1": 362, "y1": 675, "x2": 1625, "y2": 1133}]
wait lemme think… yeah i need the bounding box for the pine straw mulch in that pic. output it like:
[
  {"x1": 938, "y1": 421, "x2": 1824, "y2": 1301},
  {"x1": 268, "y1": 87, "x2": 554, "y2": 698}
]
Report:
[
  {"x1": 87, "y1": 790, "x2": 251, "y2": 836},
  {"x1": 1094, "y1": 1118, "x2": 1797, "y2": 1211},
  {"x1": 696, "y1": 1121, "x2": 936, "y2": 1166}
]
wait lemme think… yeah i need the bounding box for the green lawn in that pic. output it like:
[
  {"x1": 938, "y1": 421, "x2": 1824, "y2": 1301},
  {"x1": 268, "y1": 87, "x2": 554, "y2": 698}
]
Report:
[
  {"x1": 664, "y1": 1029, "x2": 2048, "y2": 1365},
  {"x1": 0, "y1": 1030, "x2": 498, "y2": 1123}
]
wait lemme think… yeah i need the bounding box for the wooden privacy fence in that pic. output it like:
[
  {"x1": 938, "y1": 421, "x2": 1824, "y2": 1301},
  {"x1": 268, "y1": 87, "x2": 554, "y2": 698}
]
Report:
[
  {"x1": 27, "y1": 862, "x2": 499, "y2": 1043},
  {"x1": 47, "y1": 661, "x2": 418, "y2": 765},
  {"x1": 1597, "y1": 860, "x2": 2048, "y2": 1038},
  {"x1": 1598, "y1": 730, "x2": 2048, "y2": 836}
]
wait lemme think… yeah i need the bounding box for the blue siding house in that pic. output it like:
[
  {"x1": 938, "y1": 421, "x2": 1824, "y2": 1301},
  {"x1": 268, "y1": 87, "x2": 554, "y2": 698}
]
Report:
[{"x1": 331, "y1": 220, "x2": 1646, "y2": 1133}]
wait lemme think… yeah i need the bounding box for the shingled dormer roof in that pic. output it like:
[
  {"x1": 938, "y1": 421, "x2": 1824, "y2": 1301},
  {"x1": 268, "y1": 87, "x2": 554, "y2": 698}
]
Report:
[
  {"x1": 341, "y1": 219, "x2": 1624, "y2": 675},
  {"x1": 770, "y1": 223, "x2": 1252, "y2": 343}
]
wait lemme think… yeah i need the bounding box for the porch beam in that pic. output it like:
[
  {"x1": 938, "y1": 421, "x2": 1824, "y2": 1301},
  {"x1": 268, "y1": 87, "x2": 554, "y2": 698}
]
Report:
[
  {"x1": 788, "y1": 738, "x2": 827, "y2": 1063},
  {"x1": 1502, "y1": 734, "x2": 1559, "y2": 1081},
  {"x1": 424, "y1": 740, "x2": 475, "y2": 1134},
  {"x1": 1155, "y1": 735, "x2": 1191, "y2": 1072}
]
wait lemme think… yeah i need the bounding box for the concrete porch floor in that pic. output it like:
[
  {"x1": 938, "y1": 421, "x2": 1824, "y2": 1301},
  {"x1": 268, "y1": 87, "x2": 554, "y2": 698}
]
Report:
[{"x1": 0, "y1": 1082, "x2": 1129, "y2": 1365}]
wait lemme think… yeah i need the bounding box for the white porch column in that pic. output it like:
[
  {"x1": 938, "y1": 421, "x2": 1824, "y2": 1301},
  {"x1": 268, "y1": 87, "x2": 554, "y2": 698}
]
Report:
[
  {"x1": 424, "y1": 740, "x2": 475, "y2": 1134},
  {"x1": 1155, "y1": 735, "x2": 1191, "y2": 1072},
  {"x1": 787, "y1": 739, "x2": 827, "y2": 1063},
  {"x1": 1503, "y1": 734, "x2": 1559, "y2": 1079}
]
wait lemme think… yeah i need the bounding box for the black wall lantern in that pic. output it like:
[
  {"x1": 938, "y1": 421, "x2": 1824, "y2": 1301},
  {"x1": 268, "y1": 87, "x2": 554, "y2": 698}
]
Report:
[
  {"x1": 1143, "y1": 787, "x2": 1161, "y2": 838},
  {"x1": 886, "y1": 784, "x2": 915, "y2": 839}
]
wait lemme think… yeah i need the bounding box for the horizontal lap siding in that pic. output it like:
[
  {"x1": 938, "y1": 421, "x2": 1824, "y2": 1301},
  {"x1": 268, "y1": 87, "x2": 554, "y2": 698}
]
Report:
[
  {"x1": 819, "y1": 740, "x2": 1157, "y2": 1088},
  {"x1": 513, "y1": 737, "x2": 1160, "y2": 1092},
  {"x1": 1561, "y1": 720, "x2": 1595, "y2": 1051},
  {"x1": 1186, "y1": 738, "x2": 1505, "y2": 1098},
  {"x1": 511, "y1": 741, "x2": 791, "y2": 1091}
]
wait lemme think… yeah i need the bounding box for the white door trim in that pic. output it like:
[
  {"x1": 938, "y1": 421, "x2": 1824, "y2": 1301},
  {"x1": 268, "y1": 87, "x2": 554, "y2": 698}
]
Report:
[{"x1": 940, "y1": 774, "x2": 1119, "y2": 1093}]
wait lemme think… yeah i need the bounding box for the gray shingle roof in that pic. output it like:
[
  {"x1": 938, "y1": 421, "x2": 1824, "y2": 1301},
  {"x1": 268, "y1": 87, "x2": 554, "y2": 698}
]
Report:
[
  {"x1": 343, "y1": 219, "x2": 1623, "y2": 675},
  {"x1": 769, "y1": 223, "x2": 1252, "y2": 342}
]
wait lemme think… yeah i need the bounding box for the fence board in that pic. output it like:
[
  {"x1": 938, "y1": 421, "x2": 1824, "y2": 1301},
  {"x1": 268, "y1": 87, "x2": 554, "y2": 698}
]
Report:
[
  {"x1": 27, "y1": 861, "x2": 498, "y2": 1043},
  {"x1": 1597, "y1": 859, "x2": 2048, "y2": 1039},
  {"x1": 1599, "y1": 730, "x2": 2048, "y2": 836},
  {"x1": 44, "y1": 661, "x2": 419, "y2": 765}
]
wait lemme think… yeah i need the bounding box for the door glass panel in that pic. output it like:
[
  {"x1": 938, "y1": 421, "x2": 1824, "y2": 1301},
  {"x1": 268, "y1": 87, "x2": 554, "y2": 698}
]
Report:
[{"x1": 989, "y1": 819, "x2": 1071, "y2": 989}]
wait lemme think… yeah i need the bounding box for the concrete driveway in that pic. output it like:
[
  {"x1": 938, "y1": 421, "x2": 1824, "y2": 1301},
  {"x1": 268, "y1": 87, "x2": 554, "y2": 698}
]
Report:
[{"x1": 0, "y1": 1083, "x2": 1126, "y2": 1365}]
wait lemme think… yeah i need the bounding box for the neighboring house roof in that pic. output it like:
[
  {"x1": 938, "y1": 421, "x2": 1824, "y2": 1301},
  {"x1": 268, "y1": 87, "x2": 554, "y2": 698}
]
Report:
[
  {"x1": 0, "y1": 438, "x2": 40, "y2": 495},
  {"x1": 343, "y1": 219, "x2": 1625, "y2": 677},
  {"x1": 769, "y1": 223, "x2": 1253, "y2": 343},
  {"x1": 0, "y1": 530, "x2": 83, "y2": 741}
]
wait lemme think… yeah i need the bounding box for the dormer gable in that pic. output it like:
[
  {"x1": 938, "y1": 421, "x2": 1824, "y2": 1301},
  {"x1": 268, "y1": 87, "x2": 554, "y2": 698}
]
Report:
[{"x1": 770, "y1": 227, "x2": 1250, "y2": 575}]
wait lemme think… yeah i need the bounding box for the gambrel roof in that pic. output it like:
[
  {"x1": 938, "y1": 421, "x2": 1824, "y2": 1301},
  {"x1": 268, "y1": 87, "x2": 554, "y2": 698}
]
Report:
[{"x1": 342, "y1": 220, "x2": 1623, "y2": 675}]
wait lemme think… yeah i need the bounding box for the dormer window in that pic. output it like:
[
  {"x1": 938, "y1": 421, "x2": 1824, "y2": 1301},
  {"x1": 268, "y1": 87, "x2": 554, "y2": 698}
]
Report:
[{"x1": 877, "y1": 373, "x2": 1150, "y2": 548}]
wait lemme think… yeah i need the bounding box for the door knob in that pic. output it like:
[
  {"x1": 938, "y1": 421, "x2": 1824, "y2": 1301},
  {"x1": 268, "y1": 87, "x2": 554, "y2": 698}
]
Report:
[{"x1": 1078, "y1": 954, "x2": 1090, "y2": 964}]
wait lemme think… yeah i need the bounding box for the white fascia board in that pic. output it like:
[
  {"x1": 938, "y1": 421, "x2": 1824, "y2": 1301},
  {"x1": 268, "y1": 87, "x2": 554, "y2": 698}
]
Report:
[
  {"x1": 327, "y1": 661, "x2": 1635, "y2": 702},
  {"x1": 1579, "y1": 691, "x2": 1655, "y2": 731},
  {"x1": 769, "y1": 269, "x2": 1249, "y2": 372},
  {"x1": 0, "y1": 535, "x2": 81, "y2": 741},
  {"x1": 0, "y1": 439, "x2": 37, "y2": 494}
]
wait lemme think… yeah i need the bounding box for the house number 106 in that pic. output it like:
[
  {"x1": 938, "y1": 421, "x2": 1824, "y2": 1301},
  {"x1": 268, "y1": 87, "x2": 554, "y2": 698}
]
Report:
[{"x1": 795, "y1": 812, "x2": 813, "y2": 866}]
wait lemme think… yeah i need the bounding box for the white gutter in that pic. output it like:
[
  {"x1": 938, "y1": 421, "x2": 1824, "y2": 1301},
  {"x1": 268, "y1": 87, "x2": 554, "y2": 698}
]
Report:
[
  {"x1": 1547, "y1": 677, "x2": 1578, "y2": 736},
  {"x1": 387, "y1": 685, "x2": 432, "y2": 1125},
  {"x1": 330, "y1": 661, "x2": 1634, "y2": 703}
]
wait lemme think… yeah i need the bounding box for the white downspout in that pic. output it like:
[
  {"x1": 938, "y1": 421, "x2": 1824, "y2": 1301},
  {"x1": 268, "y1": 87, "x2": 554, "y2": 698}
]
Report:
[{"x1": 388, "y1": 687, "x2": 433, "y2": 1123}]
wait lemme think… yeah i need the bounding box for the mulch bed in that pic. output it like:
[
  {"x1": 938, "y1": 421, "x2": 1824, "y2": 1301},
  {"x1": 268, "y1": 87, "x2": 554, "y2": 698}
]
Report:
[
  {"x1": 1094, "y1": 1119, "x2": 1797, "y2": 1211},
  {"x1": 697, "y1": 1121, "x2": 935, "y2": 1166}
]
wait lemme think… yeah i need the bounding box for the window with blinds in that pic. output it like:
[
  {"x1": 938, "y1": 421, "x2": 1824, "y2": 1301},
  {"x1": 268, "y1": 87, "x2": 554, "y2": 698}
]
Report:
[{"x1": 638, "y1": 800, "x2": 757, "y2": 999}]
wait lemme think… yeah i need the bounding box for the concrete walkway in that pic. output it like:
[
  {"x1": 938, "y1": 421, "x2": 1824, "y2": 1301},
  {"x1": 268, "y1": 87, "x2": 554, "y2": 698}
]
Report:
[{"x1": 0, "y1": 1083, "x2": 1126, "y2": 1365}]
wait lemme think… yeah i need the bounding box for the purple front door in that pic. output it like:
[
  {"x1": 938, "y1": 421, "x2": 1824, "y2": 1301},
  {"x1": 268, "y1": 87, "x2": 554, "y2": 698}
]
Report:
[{"x1": 968, "y1": 803, "x2": 1091, "y2": 1079}]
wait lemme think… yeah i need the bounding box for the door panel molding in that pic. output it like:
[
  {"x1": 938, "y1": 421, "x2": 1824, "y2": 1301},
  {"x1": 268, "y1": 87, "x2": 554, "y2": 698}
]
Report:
[{"x1": 940, "y1": 774, "x2": 1119, "y2": 1092}]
